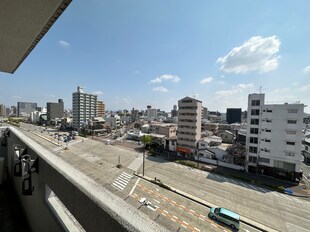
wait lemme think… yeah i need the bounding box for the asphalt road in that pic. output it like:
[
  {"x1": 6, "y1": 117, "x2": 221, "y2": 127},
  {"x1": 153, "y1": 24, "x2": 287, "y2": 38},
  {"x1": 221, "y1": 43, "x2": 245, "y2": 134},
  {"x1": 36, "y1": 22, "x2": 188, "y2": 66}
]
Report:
[{"x1": 15, "y1": 124, "x2": 310, "y2": 232}]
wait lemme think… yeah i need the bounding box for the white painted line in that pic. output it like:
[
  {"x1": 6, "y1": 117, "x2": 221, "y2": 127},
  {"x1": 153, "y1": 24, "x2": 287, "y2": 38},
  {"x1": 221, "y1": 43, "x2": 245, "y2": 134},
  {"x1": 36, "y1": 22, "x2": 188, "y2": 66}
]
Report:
[
  {"x1": 292, "y1": 198, "x2": 302, "y2": 203},
  {"x1": 112, "y1": 183, "x2": 124, "y2": 190},
  {"x1": 161, "y1": 213, "x2": 166, "y2": 216},
  {"x1": 120, "y1": 174, "x2": 132, "y2": 180},
  {"x1": 153, "y1": 199, "x2": 160, "y2": 204},
  {"x1": 171, "y1": 200, "x2": 176, "y2": 204},
  {"x1": 173, "y1": 215, "x2": 178, "y2": 219},
  {"x1": 115, "y1": 179, "x2": 128, "y2": 185},
  {"x1": 257, "y1": 187, "x2": 268, "y2": 193},
  {"x1": 211, "y1": 223, "x2": 218, "y2": 228},
  {"x1": 115, "y1": 180, "x2": 127, "y2": 187},
  {"x1": 179, "y1": 207, "x2": 184, "y2": 211},
  {"x1": 194, "y1": 227, "x2": 200, "y2": 232},
  {"x1": 249, "y1": 185, "x2": 261, "y2": 191},
  {"x1": 170, "y1": 218, "x2": 176, "y2": 222},
  {"x1": 199, "y1": 214, "x2": 206, "y2": 218},
  {"x1": 181, "y1": 225, "x2": 187, "y2": 228},
  {"x1": 121, "y1": 172, "x2": 132, "y2": 178},
  {"x1": 239, "y1": 182, "x2": 248, "y2": 188},
  {"x1": 180, "y1": 204, "x2": 185, "y2": 208},
  {"x1": 129, "y1": 178, "x2": 140, "y2": 196},
  {"x1": 190, "y1": 209, "x2": 195, "y2": 213},
  {"x1": 198, "y1": 217, "x2": 204, "y2": 221},
  {"x1": 229, "y1": 179, "x2": 238, "y2": 184},
  {"x1": 147, "y1": 205, "x2": 156, "y2": 211},
  {"x1": 183, "y1": 221, "x2": 189, "y2": 225},
  {"x1": 164, "y1": 210, "x2": 169, "y2": 214},
  {"x1": 281, "y1": 194, "x2": 292, "y2": 201}
]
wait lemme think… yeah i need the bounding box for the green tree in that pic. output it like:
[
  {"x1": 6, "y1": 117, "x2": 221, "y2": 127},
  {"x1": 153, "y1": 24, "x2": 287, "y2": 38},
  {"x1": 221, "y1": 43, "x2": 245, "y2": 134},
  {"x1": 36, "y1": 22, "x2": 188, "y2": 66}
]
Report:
[{"x1": 141, "y1": 135, "x2": 152, "y2": 148}]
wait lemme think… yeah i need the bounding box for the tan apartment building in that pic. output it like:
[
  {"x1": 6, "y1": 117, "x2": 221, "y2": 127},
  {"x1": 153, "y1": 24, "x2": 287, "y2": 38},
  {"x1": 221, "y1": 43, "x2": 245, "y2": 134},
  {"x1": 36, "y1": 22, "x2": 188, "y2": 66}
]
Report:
[
  {"x1": 177, "y1": 96, "x2": 202, "y2": 155},
  {"x1": 97, "y1": 100, "x2": 105, "y2": 117},
  {"x1": 202, "y1": 122, "x2": 218, "y2": 134}
]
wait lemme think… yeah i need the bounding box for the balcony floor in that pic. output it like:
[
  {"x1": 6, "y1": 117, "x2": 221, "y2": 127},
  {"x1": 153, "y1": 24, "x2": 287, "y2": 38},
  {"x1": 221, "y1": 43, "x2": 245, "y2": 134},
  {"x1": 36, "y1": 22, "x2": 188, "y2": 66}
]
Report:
[{"x1": 0, "y1": 183, "x2": 30, "y2": 232}]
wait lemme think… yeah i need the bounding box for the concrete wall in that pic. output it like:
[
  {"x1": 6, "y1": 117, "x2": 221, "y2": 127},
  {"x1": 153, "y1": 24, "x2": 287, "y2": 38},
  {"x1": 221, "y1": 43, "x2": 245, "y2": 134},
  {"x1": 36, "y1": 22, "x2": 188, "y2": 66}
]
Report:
[{"x1": 0, "y1": 126, "x2": 167, "y2": 232}]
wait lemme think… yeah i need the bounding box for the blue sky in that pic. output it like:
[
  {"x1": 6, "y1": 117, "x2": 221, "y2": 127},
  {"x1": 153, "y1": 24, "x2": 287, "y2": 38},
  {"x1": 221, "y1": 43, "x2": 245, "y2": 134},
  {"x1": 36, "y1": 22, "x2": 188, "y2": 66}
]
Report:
[{"x1": 1, "y1": 0, "x2": 310, "y2": 113}]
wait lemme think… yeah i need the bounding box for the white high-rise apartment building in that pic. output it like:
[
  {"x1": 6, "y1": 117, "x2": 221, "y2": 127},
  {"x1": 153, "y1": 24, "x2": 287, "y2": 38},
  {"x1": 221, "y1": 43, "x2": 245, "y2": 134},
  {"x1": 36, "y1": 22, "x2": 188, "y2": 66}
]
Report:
[
  {"x1": 177, "y1": 96, "x2": 202, "y2": 156},
  {"x1": 246, "y1": 93, "x2": 304, "y2": 181},
  {"x1": 72, "y1": 86, "x2": 97, "y2": 129}
]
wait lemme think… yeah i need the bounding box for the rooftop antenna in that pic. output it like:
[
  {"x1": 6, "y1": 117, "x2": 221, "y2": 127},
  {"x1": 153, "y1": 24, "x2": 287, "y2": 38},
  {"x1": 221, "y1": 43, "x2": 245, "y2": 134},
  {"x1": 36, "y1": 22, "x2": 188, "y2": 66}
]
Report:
[
  {"x1": 192, "y1": 91, "x2": 197, "y2": 99},
  {"x1": 259, "y1": 86, "x2": 263, "y2": 94}
]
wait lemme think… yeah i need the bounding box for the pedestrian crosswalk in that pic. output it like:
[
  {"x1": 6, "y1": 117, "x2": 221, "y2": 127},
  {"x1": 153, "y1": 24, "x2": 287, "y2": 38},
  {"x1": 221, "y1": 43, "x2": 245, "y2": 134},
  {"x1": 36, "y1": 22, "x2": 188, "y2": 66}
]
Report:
[
  {"x1": 112, "y1": 172, "x2": 133, "y2": 191},
  {"x1": 52, "y1": 146, "x2": 62, "y2": 152},
  {"x1": 128, "y1": 154, "x2": 143, "y2": 171},
  {"x1": 173, "y1": 163, "x2": 307, "y2": 204}
]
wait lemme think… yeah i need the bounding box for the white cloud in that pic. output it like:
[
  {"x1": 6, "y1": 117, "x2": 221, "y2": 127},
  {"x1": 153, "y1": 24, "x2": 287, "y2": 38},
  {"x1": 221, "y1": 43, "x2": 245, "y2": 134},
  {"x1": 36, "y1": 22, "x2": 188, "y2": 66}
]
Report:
[
  {"x1": 215, "y1": 83, "x2": 254, "y2": 98},
  {"x1": 150, "y1": 77, "x2": 162, "y2": 83},
  {"x1": 200, "y1": 77, "x2": 214, "y2": 84},
  {"x1": 303, "y1": 65, "x2": 310, "y2": 74},
  {"x1": 12, "y1": 95, "x2": 22, "y2": 99},
  {"x1": 150, "y1": 74, "x2": 180, "y2": 84},
  {"x1": 44, "y1": 94, "x2": 55, "y2": 98},
  {"x1": 59, "y1": 40, "x2": 71, "y2": 48},
  {"x1": 92, "y1": 91, "x2": 103, "y2": 95},
  {"x1": 217, "y1": 35, "x2": 281, "y2": 74},
  {"x1": 152, "y1": 86, "x2": 168, "y2": 92},
  {"x1": 297, "y1": 84, "x2": 310, "y2": 92}
]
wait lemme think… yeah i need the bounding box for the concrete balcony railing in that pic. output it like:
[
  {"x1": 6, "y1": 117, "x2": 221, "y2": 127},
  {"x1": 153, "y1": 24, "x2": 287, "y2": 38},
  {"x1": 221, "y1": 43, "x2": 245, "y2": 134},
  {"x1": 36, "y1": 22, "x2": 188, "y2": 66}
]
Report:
[{"x1": 0, "y1": 126, "x2": 167, "y2": 232}]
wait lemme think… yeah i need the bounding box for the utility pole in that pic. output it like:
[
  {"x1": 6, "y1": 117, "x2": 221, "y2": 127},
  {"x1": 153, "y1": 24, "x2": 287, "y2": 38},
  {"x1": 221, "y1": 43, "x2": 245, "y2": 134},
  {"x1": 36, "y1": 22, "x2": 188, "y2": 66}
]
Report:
[{"x1": 142, "y1": 149, "x2": 145, "y2": 176}]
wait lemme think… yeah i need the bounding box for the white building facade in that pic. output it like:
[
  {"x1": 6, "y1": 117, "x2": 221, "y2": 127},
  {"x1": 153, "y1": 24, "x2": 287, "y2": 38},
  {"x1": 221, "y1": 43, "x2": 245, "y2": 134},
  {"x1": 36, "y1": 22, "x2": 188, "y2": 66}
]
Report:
[
  {"x1": 246, "y1": 93, "x2": 304, "y2": 181},
  {"x1": 177, "y1": 96, "x2": 202, "y2": 156},
  {"x1": 72, "y1": 86, "x2": 97, "y2": 129}
]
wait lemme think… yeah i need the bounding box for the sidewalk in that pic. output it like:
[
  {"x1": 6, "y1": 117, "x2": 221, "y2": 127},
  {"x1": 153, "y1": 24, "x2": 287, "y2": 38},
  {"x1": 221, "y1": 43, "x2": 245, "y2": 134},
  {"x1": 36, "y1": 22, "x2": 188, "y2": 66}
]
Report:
[
  {"x1": 206, "y1": 164, "x2": 310, "y2": 198},
  {"x1": 154, "y1": 151, "x2": 310, "y2": 198},
  {"x1": 136, "y1": 173, "x2": 279, "y2": 232}
]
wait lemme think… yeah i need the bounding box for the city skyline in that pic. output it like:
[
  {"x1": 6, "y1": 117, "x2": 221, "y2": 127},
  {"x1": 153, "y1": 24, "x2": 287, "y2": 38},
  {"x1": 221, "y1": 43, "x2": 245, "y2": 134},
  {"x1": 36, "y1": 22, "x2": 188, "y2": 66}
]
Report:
[{"x1": 1, "y1": 1, "x2": 310, "y2": 113}]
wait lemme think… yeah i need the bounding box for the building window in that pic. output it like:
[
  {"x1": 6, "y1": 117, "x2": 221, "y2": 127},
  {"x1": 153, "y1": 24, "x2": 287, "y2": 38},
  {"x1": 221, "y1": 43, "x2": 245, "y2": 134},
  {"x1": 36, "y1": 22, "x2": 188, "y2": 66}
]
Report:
[
  {"x1": 265, "y1": 129, "x2": 271, "y2": 132},
  {"x1": 249, "y1": 156, "x2": 257, "y2": 163},
  {"x1": 286, "y1": 141, "x2": 295, "y2": 146},
  {"x1": 287, "y1": 120, "x2": 297, "y2": 124},
  {"x1": 249, "y1": 146, "x2": 257, "y2": 153},
  {"x1": 305, "y1": 146, "x2": 308, "y2": 151},
  {"x1": 250, "y1": 119, "x2": 259, "y2": 125},
  {"x1": 259, "y1": 157, "x2": 270, "y2": 163},
  {"x1": 288, "y1": 109, "x2": 298, "y2": 113},
  {"x1": 285, "y1": 152, "x2": 295, "y2": 156},
  {"x1": 250, "y1": 128, "x2": 259, "y2": 134},
  {"x1": 250, "y1": 137, "x2": 258, "y2": 144},
  {"x1": 265, "y1": 139, "x2": 271, "y2": 142},
  {"x1": 251, "y1": 100, "x2": 260, "y2": 106},
  {"x1": 266, "y1": 109, "x2": 272, "y2": 113},
  {"x1": 251, "y1": 109, "x2": 260, "y2": 115},
  {"x1": 286, "y1": 130, "x2": 296, "y2": 135},
  {"x1": 266, "y1": 119, "x2": 272, "y2": 123}
]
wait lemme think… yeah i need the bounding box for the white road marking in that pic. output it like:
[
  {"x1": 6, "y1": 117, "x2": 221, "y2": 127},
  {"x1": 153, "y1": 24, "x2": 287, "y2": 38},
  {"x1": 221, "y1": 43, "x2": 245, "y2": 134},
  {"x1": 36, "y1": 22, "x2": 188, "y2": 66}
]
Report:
[
  {"x1": 129, "y1": 178, "x2": 140, "y2": 196},
  {"x1": 194, "y1": 227, "x2": 200, "y2": 232},
  {"x1": 183, "y1": 221, "x2": 188, "y2": 225},
  {"x1": 164, "y1": 210, "x2": 169, "y2": 214},
  {"x1": 153, "y1": 199, "x2": 160, "y2": 204}
]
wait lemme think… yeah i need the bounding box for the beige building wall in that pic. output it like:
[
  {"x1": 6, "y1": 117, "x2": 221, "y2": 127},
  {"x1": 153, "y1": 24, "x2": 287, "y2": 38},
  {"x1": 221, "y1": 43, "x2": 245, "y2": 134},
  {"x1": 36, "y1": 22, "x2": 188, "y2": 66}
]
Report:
[{"x1": 177, "y1": 97, "x2": 202, "y2": 154}]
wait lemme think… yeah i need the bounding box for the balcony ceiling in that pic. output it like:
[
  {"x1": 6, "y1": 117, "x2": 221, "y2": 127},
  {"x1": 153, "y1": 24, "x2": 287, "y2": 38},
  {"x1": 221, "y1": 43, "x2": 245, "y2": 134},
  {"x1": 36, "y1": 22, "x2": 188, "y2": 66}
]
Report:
[{"x1": 0, "y1": 0, "x2": 71, "y2": 74}]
